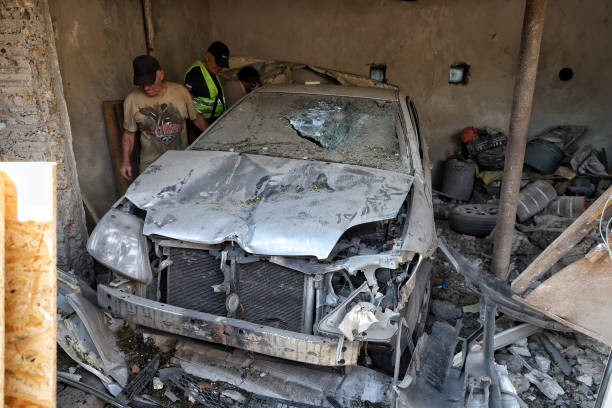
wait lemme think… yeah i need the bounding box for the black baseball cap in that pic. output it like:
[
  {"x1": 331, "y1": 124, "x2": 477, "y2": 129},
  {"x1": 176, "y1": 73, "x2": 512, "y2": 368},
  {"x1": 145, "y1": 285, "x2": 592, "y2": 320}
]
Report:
[
  {"x1": 207, "y1": 41, "x2": 229, "y2": 68},
  {"x1": 133, "y1": 55, "x2": 161, "y2": 86}
]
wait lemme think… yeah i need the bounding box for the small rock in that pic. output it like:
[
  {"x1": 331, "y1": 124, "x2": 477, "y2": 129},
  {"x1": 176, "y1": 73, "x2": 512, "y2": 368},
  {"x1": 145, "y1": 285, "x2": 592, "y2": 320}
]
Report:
[
  {"x1": 509, "y1": 372, "x2": 530, "y2": 393},
  {"x1": 514, "y1": 338, "x2": 529, "y2": 347},
  {"x1": 131, "y1": 364, "x2": 140, "y2": 374},
  {"x1": 260, "y1": 372, "x2": 267, "y2": 377},
  {"x1": 576, "y1": 375, "x2": 593, "y2": 387},
  {"x1": 575, "y1": 333, "x2": 611, "y2": 356},
  {"x1": 197, "y1": 381, "x2": 213, "y2": 389},
  {"x1": 188, "y1": 395, "x2": 195, "y2": 403},
  {"x1": 68, "y1": 366, "x2": 77, "y2": 374},
  {"x1": 525, "y1": 370, "x2": 565, "y2": 400},
  {"x1": 536, "y1": 353, "x2": 551, "y2": 373},
  {"x1": 561, "y1": 345, "x2": 581, "y2": 359},
  {"x1": 577, "y1": 383, "x2": 593, "y2": 396},
  {"x1": 506, "y1": 355, "x2": 524, "y2": 374},
  {"x1": 431, "y1": 299, "x2": 462, "y2": 321},
  {"x1": 164, "y1": 390, "x2": 179, "y2": 402},
  {"x1": 152, "y1": 377, "x2": 163, "y2": 390},
  {"x1": 509, "y1": 346, "x2": 531, "y2": 357},
  {"x1": 222, "y1": 390, "x2": 247, "y2": 403}
]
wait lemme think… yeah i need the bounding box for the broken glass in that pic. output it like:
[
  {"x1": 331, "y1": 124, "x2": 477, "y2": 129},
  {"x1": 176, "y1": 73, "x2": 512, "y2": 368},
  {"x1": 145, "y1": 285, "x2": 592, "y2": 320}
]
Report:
[{"x1": 192, "y1": 92, "x2": 409, "y2": 173}]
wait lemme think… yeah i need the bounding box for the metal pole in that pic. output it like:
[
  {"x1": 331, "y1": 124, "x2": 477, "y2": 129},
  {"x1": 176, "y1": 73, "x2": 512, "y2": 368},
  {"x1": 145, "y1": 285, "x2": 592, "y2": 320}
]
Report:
[{"x1": 491, "y1": 0, "x2": 547, "y2": 278}]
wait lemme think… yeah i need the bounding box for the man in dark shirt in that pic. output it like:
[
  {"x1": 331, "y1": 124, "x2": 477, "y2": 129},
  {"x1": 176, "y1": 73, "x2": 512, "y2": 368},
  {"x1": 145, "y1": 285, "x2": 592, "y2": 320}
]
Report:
[{"x1": 184, "y1": 41, "x2": 229, "y2": 129}]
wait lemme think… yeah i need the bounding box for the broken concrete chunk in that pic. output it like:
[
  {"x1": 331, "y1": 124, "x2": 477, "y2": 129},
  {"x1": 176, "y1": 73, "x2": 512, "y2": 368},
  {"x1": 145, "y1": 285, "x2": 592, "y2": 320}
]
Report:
[
  {"x1": 509, "y1": 346, "x2": 531, "y2": 357},
  {"x1": 508, "y1": 372, "x2": 530, "y2": 394},
  {"x1": 535, "y1": 354, "x2": 551, "y2": 373},
  {"x1": 152, "y1": 377, "x2": 163, "y2": 390},
  {"x1": 164, "y1": 390, "x2": 179, "y2": 402},
  {"x1": 431, "y1": 299, "x2": 462, "y2": 321},
  {"x1": 524, "y1": 370, "x2": 565, "y2": 400},
  {"x1": 576, "y1": 374, "x2": 593, "y2": 387}
]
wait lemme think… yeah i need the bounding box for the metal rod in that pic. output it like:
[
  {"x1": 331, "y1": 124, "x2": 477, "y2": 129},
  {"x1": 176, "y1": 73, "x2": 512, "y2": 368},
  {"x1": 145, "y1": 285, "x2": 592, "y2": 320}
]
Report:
[
  {"x1": 391, "y1": 322, "x2": 403, "y2": 408},
  {"x1": 491, "y1": 0, "x2": 547, "y2": 278}
]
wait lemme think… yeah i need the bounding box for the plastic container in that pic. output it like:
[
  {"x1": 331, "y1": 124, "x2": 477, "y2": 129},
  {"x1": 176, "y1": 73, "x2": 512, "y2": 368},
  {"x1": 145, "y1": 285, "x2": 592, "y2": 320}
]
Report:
[
  {"x1": 554, "y1": 196, "x2": 587, "y2": 218},
  {"x1": 524, "y1": 139, "x2": 564, "y2": 175},
  {"x1": 517, "y1": 180, "x2": 557, "y2": 222},
  {"x1": 441, "y1": 159, "x2": 475, "y2": 201}
]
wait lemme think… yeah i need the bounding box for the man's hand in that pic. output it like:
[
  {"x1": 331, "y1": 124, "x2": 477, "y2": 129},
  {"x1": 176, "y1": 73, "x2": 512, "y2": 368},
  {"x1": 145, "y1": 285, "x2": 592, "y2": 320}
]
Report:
[{"x1": 120, "y1": 162, "x2": 132, "y2": 180}]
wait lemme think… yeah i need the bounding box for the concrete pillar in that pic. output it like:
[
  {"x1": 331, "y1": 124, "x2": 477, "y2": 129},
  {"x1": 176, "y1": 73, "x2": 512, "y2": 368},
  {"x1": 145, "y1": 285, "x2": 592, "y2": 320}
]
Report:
[{"x1": 0, "y1": 0, "x2": 92, "y2": 279}]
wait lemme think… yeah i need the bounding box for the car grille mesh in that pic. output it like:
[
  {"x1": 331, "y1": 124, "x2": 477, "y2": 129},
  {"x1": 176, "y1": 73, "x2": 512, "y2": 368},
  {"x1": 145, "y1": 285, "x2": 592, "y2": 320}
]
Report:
[
  {"x1": 167, "y1": 248, "x2": 227, "y2": 315},
  {"x1": 239, "y1": 261, "x2": 306, "y2": 332},
  {"x1": 166, "y1": 248, "x2": 306, "y2": 333}
]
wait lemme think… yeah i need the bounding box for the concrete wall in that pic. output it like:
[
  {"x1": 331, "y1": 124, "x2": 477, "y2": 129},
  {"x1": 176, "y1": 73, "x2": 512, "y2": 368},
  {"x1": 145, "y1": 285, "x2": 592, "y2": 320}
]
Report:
[
  {"x1": 205, "y1": 0, "x2": 612, "y2": 179},
  {"x1": 0, "y1": 0, "x2": 90, "y2": 275},
  {"x1": 48, "y1": 0, "x2": 146, "y2": 217},
  {"x1": 151, "y1": 0, "x2": 212, "y2": 83}
]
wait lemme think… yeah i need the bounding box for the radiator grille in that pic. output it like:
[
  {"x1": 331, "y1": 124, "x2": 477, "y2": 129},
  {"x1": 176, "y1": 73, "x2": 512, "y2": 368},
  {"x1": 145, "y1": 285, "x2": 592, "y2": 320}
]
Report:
[
  {"x1": 166, "y1": 248, "x2": 226, "y2": 315},
  {"x1": 166, "y1": 248, "x2": 307, "y2": 333},
  {"x1": 239, "y1": 261, "x2": 306, "y2": 332}
]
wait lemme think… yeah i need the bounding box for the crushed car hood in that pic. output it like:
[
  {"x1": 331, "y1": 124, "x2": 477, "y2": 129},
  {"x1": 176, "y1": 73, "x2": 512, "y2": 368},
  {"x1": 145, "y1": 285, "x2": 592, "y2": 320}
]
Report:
[{"x1": 126, "y1": 150, "x2": 413, "y2": 259}]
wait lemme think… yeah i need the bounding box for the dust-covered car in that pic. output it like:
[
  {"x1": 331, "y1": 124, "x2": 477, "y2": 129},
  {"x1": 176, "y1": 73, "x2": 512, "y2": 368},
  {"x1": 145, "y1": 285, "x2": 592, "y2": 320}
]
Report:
[{"x1": 89, "y1": 84, "x2": 436, "y2": 371}]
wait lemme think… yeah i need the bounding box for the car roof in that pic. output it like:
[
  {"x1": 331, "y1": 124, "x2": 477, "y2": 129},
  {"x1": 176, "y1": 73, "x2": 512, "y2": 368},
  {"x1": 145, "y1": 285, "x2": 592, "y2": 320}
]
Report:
[{"x1": 254, "y1": 84, "x2": 398, "y2": 101}]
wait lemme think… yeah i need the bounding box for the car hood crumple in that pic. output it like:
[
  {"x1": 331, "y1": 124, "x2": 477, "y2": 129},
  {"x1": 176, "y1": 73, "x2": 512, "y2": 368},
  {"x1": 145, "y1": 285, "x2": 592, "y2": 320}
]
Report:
[{"x1": 125, "y1": 150, "x2": 413, "y2": 259}]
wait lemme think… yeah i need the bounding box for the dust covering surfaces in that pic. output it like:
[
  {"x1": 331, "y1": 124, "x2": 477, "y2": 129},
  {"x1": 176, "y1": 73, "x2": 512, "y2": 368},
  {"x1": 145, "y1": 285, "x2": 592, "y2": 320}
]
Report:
[{"x1": 193, "y1": 92, "x2": 408, "y2": 173}]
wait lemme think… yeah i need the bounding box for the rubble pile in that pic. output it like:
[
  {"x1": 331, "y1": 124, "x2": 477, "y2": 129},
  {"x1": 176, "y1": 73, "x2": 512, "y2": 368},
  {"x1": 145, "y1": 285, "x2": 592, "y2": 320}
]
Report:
[{"x1": 430, "y1": 126, "x2": 612, "y2": 406}]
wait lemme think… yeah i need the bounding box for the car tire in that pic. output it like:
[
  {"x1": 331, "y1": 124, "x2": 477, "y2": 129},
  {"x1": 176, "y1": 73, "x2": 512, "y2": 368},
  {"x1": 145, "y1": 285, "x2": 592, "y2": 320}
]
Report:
[{"x1": 449, "y1": 204, "x2": 498, "y2": 237}]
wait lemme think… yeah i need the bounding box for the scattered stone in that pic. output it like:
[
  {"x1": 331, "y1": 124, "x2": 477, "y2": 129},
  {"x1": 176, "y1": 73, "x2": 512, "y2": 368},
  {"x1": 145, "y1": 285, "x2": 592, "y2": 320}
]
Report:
[
  {"x1": 164, "y1": 390, "x2": 179, "y2": 402},
  {"x1": 431, "y1": 299, "x2": 462, "y2": 320},
  {"x1": 505, "y1": 355, "x2": 525, "y2": 374},
  {"x1": 575, "y1": 333, "x2": 611, "y2": 356},
  {"x1": 525, "y1": 370, "x2": 565, "y2": 400},
  {"x1": 222, "y1": 390, "x2": 247, "y2": 403},
  {"x1": 576, "y1": 375, "x2": 593, "y2": 387},
  {"x1": 536, "y1": 353, "x2": 551, "y2": 373},
  {"x1": 68, "y1": 366, "x2": 77, "y2": 374},
  {"x1": 561, "y1": 345, "x2": 581, "y2": 359},
  {"x1": 509, "y1": 346, "x2": 531, "y2": 357},
  {"x1": 152, "y1": 377, "x2": 163, "y2": 390},
  {"x1": 576, "y1": 355, "x2": 605, "y2": 385},
  {"x1": 509, "y1": 372, "x2": 530, "y2": 393},
  {"x1": 188, "y1": 395, "x2": 195, "y2": 403}
]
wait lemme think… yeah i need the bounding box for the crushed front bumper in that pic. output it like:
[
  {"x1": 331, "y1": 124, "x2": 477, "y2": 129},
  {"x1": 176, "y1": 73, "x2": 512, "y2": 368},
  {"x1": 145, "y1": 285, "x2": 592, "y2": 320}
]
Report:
[{"x1": 98, "y1": 285, "x2": 360, "y2": 366}]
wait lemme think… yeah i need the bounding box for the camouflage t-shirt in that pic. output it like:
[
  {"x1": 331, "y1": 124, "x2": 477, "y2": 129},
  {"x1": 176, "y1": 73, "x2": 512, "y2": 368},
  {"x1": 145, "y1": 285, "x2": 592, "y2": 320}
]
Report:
[{"x1": 123, "y1": 82, "x2": 198, "y2": 172}]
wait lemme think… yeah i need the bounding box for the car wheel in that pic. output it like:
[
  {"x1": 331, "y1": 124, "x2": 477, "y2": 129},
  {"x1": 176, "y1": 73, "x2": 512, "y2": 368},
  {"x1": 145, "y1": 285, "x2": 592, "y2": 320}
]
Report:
[{"x1": 449, "y1": 204, "x2": 498, "y2": 237}]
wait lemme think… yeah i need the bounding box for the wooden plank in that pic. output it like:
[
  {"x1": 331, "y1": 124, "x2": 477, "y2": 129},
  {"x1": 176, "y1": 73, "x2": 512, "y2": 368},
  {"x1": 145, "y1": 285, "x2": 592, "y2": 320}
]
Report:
[
  {"x1": 0, "y1": 163, "x2": 56, "y2": 407},
  {"x1": 519, "y1": 244, "x2": 612, "y2": 347},
  {"x1": 0, "y1": 172, "x2": 4, "y2": 406},
  {"x1": 512, "y1": 185, "x2": 612, "y2": 294}
]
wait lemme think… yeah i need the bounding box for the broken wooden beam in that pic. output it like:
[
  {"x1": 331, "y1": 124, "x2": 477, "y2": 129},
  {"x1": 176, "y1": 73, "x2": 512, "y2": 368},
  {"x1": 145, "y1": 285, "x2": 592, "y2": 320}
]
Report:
[{"x1": 512, "y1": 184, "x2": 612, "y2": 295}]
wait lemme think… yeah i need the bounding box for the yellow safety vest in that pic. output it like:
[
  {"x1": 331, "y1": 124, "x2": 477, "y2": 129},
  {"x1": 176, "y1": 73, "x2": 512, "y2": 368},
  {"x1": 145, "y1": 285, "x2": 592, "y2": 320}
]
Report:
[{"x1": 184, "y1": 61, "x2": 226, "y2": 119}]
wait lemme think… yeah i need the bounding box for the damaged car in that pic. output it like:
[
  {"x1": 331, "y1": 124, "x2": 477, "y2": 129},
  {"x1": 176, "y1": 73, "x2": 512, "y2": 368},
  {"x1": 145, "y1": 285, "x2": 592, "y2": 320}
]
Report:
[{"x1": 89, "y1": 84, "x2": 436, "y2": 372}]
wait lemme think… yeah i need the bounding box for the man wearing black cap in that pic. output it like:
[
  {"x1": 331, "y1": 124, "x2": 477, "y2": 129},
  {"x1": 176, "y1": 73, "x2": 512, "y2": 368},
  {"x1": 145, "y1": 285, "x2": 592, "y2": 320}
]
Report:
[
  {"x1": 184, "y1": 41, "x2": 229, "y2": 125},
  {"x1": 120, "y1": 55, "x2": 208, "y2": 180}
]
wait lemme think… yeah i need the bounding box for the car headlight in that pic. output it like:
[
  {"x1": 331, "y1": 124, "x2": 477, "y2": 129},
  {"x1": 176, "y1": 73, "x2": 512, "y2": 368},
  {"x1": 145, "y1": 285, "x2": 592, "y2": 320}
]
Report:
[{"x1": 87, "y1": 208, "x2": 152, "y2": 284}]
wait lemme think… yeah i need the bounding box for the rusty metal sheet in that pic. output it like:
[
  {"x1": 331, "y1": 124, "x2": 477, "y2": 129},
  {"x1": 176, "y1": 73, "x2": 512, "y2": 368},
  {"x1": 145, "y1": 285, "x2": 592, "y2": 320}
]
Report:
[
  {"x1": 523, "y1": 244, "x2": 612, "y2": 346},
  {"x1": 98, "y1": 285, "x2": 360, "y2": 366}
]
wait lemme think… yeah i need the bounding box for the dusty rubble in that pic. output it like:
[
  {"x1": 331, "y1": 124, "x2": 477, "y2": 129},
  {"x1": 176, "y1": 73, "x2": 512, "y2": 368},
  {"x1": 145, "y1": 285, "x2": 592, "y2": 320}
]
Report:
[{"x1": 432, "y1": 208, "x2": 610, "y2": 408}]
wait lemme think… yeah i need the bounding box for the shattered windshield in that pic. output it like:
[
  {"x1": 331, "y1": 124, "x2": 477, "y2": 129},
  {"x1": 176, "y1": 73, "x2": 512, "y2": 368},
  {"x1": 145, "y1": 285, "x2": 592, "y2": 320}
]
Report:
[{"x1": 192, "y1": 92, "x2": 409, "y2": 172}]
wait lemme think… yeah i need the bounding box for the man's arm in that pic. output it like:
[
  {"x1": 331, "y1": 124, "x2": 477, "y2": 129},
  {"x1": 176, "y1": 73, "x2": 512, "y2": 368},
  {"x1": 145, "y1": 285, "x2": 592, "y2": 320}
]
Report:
[
  {"x1": 120, "y1": 130, "x2": 135, "y2": 180},
  {"x1": 192, "y1": 114, "x2": 209, "y2": 132}
]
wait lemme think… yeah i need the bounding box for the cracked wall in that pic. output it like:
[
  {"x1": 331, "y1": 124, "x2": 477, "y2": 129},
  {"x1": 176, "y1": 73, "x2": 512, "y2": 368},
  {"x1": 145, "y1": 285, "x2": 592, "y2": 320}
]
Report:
[{"x1": 0, "y1": 0, "x2": 91, "y2": 277}]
